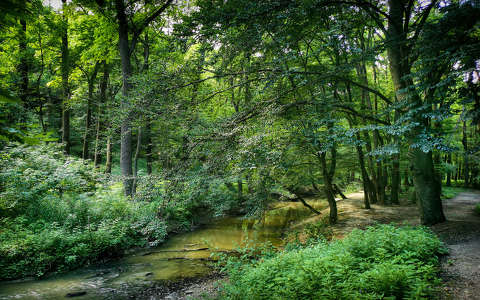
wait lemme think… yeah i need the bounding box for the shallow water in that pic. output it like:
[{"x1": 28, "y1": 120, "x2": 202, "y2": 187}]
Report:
[{"x1": 0, "y1": 202, "x2": 323, "y2": 299}]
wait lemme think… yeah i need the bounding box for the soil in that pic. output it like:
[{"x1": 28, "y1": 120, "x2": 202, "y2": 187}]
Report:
[
  {"x1": 152, "y1": 190, "x2": 480, "y2": 300},
  {"x1": 432, "y1": 191, "x2": 480, "y2": 300}
]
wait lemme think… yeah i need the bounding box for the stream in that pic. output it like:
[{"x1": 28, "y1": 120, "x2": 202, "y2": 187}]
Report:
[{"x1": 0, "y1": 202, "x2": 321, "y2": 299}]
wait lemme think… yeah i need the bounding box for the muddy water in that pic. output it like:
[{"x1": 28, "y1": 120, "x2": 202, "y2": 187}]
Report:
[{"x1": 0, "y1": 201, "x2": 325, "y2": 299}]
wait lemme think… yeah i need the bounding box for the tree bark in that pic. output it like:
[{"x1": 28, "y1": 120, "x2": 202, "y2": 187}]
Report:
[
  {"x1": 132, "y1": 127, "x2": 142, "y2": 194},
  {"x1": 18, "y1": 17, "x2": 28, "y2": 115},
  {"x1": 390, "y1": 113, "x2": 401, "y2": 204},
  {"x1": 386, "y1": 0, "x2": 445, "y2": 224},
  {"x1": 61, "y1": 0, "x2": 70, "y2": 154},
  {"x1": 82, "y1": 65, "x2": 99, "y2": 160},
  {"x1": 462, "y1": 120, "x2": 469, "y2": 187},
  {"x1": 94, "y1": 62, "x2": 109, "y2": 167},
  {"x1": 115, "y1": 0, "x2": 133, "y2": 196},
  {"x1": 143, "y1": 34, "x2": 153, "y2": 175},
  {"x1": 318, "y1": 150, "x2": 338, "y2": 224},
  {"x1": 105, "y1": 135, "x2": 112, "y2": 174},
  {"x1": 355, "y1": 143, "x2": 371, "y2": 209},
  {"x1": 446, "y1": 153, "x2": 452, "y2": 187}
]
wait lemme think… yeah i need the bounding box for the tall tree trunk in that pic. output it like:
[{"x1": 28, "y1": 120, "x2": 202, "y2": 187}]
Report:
[
  {"x1": 115, "y1": 0, "x2": 133, "y2": 196},
  {"x1": 356, "y1": 59, "x2": 378, "y2": 204},
  {"x1": 105, "y1": 136, "x2": 112, "y2": 174},
  {"x1": 446, "y1": 153, "x2": 452, "y2": 187},
  {"x1": 18, "y1": 17, "x2": 28, "y2": 117},
  {"x1": 132, "y1": 127, "x2": 142, "y2": 194},
  {"x1": 318, "y1": 150, "x2": 338, "y2": 224},
  {"x1": 237, "y1": 179, "x2": 243, "y2": 200},
  {"x1": 386, "y1": 0, "x2": 445, "y2": 224},
  {"x1": 390, "y1": 112, "x2": 401, "y2": 204},
  {"x1": 356, "y1": 144, "x2": 371, "y2": 209},
  {"x1": 143, "y1": 32, "x2": 153, "y2": 175},
  {"x1": 94, "y1": 62, "x2": 109, "y2": 167},
  {"x1": 83, "y1": 69, "x2": 98, "y2": 160},
  {"x1": 61, "y1": 0, "x2": 70, "y2": 154},
  {"x1": 462, "y1": 120, "x2": 469, "y2": 187}
]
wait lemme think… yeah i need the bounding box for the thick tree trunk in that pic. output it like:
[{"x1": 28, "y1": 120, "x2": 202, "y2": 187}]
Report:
[
  {"x1": 61, "y1": 0, "x2": 70, "y2": 154},
  {"x1": 115, "y1": 0, "x2": 133, "y2": 196},
  {"x1": 411, "y1": 149, "x2": 446, "y2": 224},
  {"x1": 386, "y1": 0, "x2": 445, "y2": 224}
]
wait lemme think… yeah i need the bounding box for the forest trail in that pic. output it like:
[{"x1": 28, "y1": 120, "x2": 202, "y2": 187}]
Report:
[{"x1": 433, "y1": 191, "x2": 480, "y2": 300}]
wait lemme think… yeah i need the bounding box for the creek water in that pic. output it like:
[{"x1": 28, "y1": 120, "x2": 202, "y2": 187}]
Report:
[{"x1": 0, "y1": 202, "x2": 323, "y2": 299}]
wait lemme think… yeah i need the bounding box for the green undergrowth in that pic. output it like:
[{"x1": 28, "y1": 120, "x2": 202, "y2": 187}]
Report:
[
  {"x1": 441, "y1": 186, "x2": 468, "y2": 199},
  {"x1": 0, "y1": 145, "x2": 199, "y2": 280},
  {"x1": 216, "y1": 224, "x2": 446, "y2": 300}
]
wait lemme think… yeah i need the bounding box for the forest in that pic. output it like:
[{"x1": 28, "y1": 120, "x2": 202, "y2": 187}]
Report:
[{"x1": 0, "y1": 0, "x2": 479, "y2": 299}]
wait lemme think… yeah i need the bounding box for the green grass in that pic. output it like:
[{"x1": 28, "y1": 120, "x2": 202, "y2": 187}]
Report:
[{"x1": 218, "y1": 224, "x2": 446, "y2": 300}]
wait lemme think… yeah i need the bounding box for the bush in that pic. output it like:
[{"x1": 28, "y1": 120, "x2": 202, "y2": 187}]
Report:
[
  {"x1": 475, "y1": 203, "x2": 480, "y2": 215},
  {"x1": 0, "y1": 145, "x2": 169, "y2": 280},
  {"x1": 218, "y1": 225, "x2": 446, "y2": 300}
]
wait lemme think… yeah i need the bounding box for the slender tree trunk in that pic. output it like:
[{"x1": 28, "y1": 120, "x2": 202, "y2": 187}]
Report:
[
  {"x1": 145, "y1": 121, "x2": 153, "y2": 174},
  {"x1": 143, "y1": 32, "x2": 153, "y2": 175},
  {"x1": 115, "y1": 0, "x2": 133, "y2": 196},
  {"x1": 356, "y1": 60, "x2": 378, "y2": 204},
  {"x1": 83, "y1": 72, "x2": 97, "y2": 160},
  {"x1": 61, "y1": 0, "x2": 70, "y2": 154},
  {"x1": 462, "y1": 120, "x2": 469, "y2": 187},
  {"x1": 132, "y1": 127, "x2": 142, "y2": 194},
  {"x1": 105, "y1": 136, "x2": 112, "y2": 174},
  {"x1": 94, "y1": 62, "x2": 109, "y2": 167},
  {"x1": 446, "y1": 153, "x2": 452, "y2": 186},
  {"x1": 319, "y1": 150, "x2": 338, "y2": 224},
  {"x1": 238, "y1": 179, "x2": 243, "y2": 200},
  {"x1": 374, "y1": 131, "x2": 386, "y2": 204},
  {"x1": 356, "y1": 144, "x2": 371, "y2": 209},
  {"x1": 18, "y1": 18, "x2": 28, "y2": 116}
]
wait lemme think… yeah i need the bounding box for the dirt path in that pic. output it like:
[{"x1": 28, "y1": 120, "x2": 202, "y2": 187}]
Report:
[{"x1": 432, "y1": 191, "x2": 480, "y2": 300}]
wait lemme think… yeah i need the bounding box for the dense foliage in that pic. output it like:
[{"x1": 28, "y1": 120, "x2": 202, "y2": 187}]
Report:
[
  {"x1": 0, "y1": 145, "x2": 214, "y2": 280},
  {"x1": 0, "y1": 0, "x2": 479, "y2": 284},
  {"x1": 218, "y1": 225, "x2": 446, "y2": 300}
]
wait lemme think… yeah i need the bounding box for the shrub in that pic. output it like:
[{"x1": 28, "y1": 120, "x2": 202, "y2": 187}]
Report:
[
  {"x1": 0, "y1": 145, "x2": 169, "y2": 280},
  {"x1": 303, "y1": 218, "x2": 333, "y2": 241},
  {"x1": 218, "y1": 224, "x2": 446, "y2": 300}
]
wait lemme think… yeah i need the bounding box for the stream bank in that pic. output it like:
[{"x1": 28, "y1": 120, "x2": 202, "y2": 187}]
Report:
[{"x1": 0, "y1": 200, "x2": 326, "y2": 300}]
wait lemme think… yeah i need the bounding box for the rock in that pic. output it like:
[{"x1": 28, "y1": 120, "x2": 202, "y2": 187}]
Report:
[
  {"x1": 65, "y1": 291, "x2": 87, "y2": 297},
  {"x1": 165, "y1": 292, "x2": 179, "y2": 300},
  {"x1": 145, "y1": 272, "x2": 154, "y2": 277}
]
